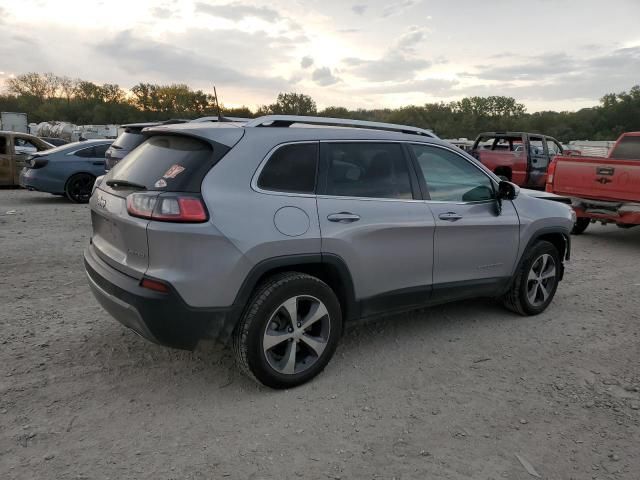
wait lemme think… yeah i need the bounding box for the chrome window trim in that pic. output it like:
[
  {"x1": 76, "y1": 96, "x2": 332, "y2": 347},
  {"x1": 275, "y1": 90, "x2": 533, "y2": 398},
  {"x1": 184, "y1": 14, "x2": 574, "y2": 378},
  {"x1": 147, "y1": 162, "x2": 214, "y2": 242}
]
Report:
[{"x1": 251, "y1": 138, "x2": 499, "y2": 206}]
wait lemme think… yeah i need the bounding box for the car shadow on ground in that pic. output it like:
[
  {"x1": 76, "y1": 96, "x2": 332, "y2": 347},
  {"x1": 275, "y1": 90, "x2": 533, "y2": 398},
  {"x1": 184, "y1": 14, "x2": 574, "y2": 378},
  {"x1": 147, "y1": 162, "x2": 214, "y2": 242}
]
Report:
[
  {"x1": 61, "y1": 297, "x2": 512, "y2": 394},
  {"x1": 577, "y1": 226, "x2": 640, "y2": 249},
  {"x1": 10, "y1": 194, "x2": 75, "y2": 205}
]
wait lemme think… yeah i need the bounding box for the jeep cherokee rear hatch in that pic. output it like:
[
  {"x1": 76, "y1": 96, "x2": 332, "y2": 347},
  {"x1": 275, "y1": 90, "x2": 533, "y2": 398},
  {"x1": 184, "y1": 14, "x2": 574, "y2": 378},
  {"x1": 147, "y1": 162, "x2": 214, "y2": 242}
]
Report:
[{"x1": 90, "y1": 126, "x2": 243, "y2": 280}]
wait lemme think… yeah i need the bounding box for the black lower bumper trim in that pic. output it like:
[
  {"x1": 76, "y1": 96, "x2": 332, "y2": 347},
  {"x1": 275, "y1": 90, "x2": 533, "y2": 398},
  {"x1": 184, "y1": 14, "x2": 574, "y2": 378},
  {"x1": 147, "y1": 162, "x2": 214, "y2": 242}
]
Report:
[{"x1": 84, "y1": 245, "x2": 236, "y2": 350}]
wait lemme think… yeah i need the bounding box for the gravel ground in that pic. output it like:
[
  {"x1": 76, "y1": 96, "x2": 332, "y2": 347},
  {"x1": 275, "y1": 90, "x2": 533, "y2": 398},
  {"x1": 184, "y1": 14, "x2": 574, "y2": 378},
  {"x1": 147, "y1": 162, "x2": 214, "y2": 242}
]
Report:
[{"x1": 1, "y1": 189, "x2": 639, "y2": 480}]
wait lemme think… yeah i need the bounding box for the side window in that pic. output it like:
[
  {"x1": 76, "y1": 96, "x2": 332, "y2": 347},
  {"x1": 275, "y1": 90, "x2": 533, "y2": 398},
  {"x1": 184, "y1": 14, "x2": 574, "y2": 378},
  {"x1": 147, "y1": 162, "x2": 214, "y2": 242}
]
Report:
[
  {"x1": 14, "y1": 137, "x2": 38, "y2": 154},
  {"x1": 0, "y1": 137, "x2": 7, "y2": 155},
  {"x1": 258, "y1": 143, "x2": 318, "y2": 193},
  {"x1": 324, "y1": 143, "x2": 413, "y2": 199},
  {"x1": 546, "y1": 140, "x2": 561, "y2": 156},
  {"x1": 94, "y1": 144, "x2": 109, "y2": 158},
  {"x1": 75, "y1": 146, "x2": 97, "y2": 158},
  {"x1": 529, "y1": 136, "x2": 545, "y2": 156},
  {"x1": 411, "y1": 144, "x2": 495, "y2": 202}
]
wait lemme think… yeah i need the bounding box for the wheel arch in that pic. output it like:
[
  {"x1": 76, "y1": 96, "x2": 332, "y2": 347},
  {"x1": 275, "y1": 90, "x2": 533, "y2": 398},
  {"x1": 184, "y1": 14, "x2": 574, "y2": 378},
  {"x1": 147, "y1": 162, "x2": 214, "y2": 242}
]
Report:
[
  {"x1": 231, "y1": 253, "x2": 358, "y2": 327},
  {"x1": 513, "y1": 227, "x2": 570, "y2": 285}
]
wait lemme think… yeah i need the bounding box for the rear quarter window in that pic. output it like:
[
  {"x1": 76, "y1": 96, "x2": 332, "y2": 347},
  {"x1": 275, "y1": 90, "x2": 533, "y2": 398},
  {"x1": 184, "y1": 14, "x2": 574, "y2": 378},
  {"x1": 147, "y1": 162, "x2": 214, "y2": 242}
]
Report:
[
  {"x1": 105, "y1": 135, "x2": 227, "y2": 192},
  {"x1": 257, "y1": 143, "x2": 318, "y2": 193}
]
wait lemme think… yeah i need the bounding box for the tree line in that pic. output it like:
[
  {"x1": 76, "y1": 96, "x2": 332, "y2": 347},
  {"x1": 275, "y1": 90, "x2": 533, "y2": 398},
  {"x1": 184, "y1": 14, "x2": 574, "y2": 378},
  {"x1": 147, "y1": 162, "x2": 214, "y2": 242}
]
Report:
[{"x1": 1, "y1": 72, "x2": 639, "y2": 142}]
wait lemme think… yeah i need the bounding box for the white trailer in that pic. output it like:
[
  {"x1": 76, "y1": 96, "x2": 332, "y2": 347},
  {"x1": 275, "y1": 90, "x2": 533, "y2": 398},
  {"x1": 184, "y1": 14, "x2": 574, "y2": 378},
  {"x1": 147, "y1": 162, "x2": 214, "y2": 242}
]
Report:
[{"x1": 0, "y1": 112, "x2": 28, "y2": 133}]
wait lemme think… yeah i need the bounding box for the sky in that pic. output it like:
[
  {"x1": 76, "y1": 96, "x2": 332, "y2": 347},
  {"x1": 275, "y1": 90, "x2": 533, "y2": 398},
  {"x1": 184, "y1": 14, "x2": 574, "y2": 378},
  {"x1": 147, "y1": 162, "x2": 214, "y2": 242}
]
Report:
[{"x1": 1, "y1": 0, "x2": 639, "y2": 112}]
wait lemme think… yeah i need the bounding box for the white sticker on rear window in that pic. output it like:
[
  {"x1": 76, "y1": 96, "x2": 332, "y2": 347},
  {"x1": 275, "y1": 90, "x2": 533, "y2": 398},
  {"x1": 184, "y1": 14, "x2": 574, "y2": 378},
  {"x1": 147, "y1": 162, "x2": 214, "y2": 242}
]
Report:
[
  {"x1": 154, "y1": 178, "x2": 167, "y2": 188},
  {"x1": 163, "y1": 164, "x2": 185, "y2": 179}
]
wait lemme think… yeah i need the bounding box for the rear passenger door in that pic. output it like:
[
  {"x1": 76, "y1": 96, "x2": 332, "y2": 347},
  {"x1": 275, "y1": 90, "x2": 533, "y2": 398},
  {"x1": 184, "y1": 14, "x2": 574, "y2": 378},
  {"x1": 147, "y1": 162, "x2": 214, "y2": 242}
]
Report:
[
  {"x1": 317, "y1": 142, "x2": 435, "y2": 316},
  {"x1": 409, "y1": 143, "x2": 519, "y2": 300}
]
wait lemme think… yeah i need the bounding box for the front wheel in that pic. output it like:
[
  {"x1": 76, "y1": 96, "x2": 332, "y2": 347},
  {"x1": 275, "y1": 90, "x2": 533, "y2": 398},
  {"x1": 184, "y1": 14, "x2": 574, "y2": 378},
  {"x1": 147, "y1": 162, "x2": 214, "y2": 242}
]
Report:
[
  {"x1": 65, "y1": 173, "x2": 95, "y2": 203},
  {"x1": 503, "y1": 240, "x2": 561, "y2": 316},
  {"x1": 233, "y1": 272, "x2": 342, "y2": 389},
  {"x1": 571, "y1": 218, "x2": 590, "y2": 235}
]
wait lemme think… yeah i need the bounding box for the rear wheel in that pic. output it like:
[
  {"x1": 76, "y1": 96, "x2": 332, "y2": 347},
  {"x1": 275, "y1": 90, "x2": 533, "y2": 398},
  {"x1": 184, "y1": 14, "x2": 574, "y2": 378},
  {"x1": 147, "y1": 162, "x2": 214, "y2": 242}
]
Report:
[
  {"x1": 571, "y1": 218, "x2": 590, "y2": 235},
  {"x1": 233, "y1": 272, "x2": 342, "y2": 389},
  {"x1": 65, "y1": 173, "x2": 95, "y2": 203},
  {"x1": 503, "y1": 240, "x2": 561, "y2": 316}
]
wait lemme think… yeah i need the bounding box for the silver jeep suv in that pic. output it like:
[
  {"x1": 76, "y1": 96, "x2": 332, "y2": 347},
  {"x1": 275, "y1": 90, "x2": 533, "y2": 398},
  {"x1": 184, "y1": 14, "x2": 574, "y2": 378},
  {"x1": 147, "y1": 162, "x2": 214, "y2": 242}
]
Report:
[{"x1": 84, "y1": 115, "x2": 574, "y2": 388}]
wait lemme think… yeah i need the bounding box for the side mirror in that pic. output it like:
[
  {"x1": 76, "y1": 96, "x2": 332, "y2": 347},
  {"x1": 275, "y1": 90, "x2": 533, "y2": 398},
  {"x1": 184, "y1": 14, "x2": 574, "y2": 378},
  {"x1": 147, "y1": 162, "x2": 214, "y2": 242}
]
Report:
[
  {"x1": 498, "y1": 180, "x2": 519, "y2": 200},
  {"x1": 498, "y1": 175, "x2": 509, "y2": 182}
]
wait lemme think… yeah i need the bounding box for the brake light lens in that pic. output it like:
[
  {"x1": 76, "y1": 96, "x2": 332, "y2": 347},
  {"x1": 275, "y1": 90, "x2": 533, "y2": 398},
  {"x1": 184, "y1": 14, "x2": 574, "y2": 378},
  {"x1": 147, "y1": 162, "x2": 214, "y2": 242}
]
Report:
[
  {"x1": 546, "y1": 159, "x2": 557, "y2": 192},
  {"x1": 126, "y1": 192, "x2": 208, "y2": 223}
]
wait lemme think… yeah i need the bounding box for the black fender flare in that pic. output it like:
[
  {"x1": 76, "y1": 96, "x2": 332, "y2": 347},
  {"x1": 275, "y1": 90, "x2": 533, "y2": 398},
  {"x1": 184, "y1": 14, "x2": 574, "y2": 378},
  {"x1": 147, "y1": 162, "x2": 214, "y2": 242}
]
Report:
[{"x1": 227, "y1": 253, "x2": 358, "y2": 328}]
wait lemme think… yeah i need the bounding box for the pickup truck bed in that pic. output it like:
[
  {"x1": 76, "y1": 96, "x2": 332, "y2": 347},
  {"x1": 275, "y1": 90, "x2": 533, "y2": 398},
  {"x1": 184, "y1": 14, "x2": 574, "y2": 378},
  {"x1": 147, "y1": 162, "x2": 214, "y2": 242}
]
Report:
[{"x1": 547, "y1": 132, "x2": 640, "y2": 229}]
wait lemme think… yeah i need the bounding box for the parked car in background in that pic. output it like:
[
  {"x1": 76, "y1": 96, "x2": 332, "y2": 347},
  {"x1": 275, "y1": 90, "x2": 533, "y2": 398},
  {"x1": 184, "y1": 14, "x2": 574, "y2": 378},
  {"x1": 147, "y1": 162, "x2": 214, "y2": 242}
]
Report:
[
  {"x1": 20, "y1": 139, "x2": 112, "y2": 203},
  {"x1": 39, "y1": 137, "x2": 69, "y2": 147},
  {"x1": 547, "y1": 132, "x2": 640, "y2": 233},
  {"x1": 85, "y1": 115, "x2": 574, "y2": 388},
  {"x1": 105, "y1": 120, "x2": 188, "y2": 171},
  {"x1": 0, "y1": 131, "x2": 53, "y2": 186},
  {"x1": 472, "y1": 132, "x2": 564, "y2": 189}
]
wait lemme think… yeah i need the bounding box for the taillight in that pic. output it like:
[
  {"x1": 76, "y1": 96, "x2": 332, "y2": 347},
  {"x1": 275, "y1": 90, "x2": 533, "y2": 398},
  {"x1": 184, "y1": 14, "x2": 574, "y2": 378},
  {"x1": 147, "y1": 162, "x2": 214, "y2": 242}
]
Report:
[
  {"x1": 126, "y1": 192, "x2": 208, "y2": 223},
  {"x1": 546, "y1": 159, "x2": 557, "y2": 192},
  {"x1": 28, "y1": 157, "x2": 49, "y2": 169}
]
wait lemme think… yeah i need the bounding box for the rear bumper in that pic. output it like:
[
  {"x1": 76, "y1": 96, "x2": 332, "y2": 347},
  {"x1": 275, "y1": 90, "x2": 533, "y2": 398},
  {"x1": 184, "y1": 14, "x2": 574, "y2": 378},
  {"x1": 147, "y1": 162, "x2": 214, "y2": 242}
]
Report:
[
  {"x1": 84, "y1": 244, "x2": 236, "y2": 350},
  {"x1": 571, "y1": 198, "x2": 640, "y2": 225}
]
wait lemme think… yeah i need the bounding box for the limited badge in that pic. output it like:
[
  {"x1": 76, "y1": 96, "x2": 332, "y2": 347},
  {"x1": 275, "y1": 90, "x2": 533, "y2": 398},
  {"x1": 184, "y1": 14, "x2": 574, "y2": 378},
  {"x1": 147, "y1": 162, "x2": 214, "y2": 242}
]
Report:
[
  {"x1": 154, "y1": 178, "x2": 167, "y2": 188},
  {"x1": 163, "y1": 164, "x2": 185, "y2": 179}
]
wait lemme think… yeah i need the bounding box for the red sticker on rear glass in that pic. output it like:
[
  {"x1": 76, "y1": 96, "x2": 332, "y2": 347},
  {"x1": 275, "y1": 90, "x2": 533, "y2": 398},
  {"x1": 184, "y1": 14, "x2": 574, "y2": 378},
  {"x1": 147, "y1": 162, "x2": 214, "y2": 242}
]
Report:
[{"x1": 163, "y1": 164, "x2": 185, "y2": 179}]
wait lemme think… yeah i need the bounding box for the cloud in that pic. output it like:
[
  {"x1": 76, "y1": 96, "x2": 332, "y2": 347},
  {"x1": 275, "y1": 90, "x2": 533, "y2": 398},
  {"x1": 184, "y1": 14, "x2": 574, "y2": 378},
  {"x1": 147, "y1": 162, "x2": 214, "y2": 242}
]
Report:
[
  {"x1": 352, "y1": 4, "x2": 367, "y2": 15},
  {"x1": 382, "y1": 0, "x2": 421, "y2": 18},
  {"x1": 151, "y1": 6, "x2": 173, "y2": 18},
  {"x1": 93, "y1": 30, "x2": 290, "y2": 91},
  {"x1": 341, "y1": 25, "x2": 431, "y2": 81},
  {"x1": 346, "y1": 53, "x2": 431, "y2": 81},
  {"x1": 300, "y1": 56, "x2": 314, "y2": 69},
  {"x1": 464, "y1": 46, "x2": 640, "y2": 101},
  {"x1": 312, "y1": 67, "x2": 340, "y2": 86},
  {"x1": 359, "y1": 77, "x2": 459, "y2": 95},
  {"x1": 337, "y1": 28, "x2": 361, "y2": 34},
  {"x1": 194, "y1": 1, "x2": 282, "y2": 22},
  {"x1": 396, "y1": 25, "x2": 428, "y2": 52}
]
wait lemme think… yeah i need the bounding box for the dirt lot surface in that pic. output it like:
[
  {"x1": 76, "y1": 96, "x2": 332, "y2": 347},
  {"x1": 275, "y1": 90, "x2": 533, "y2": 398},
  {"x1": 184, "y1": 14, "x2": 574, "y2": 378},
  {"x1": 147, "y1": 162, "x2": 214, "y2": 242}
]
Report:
[{"x1": 1, "y1": 189, "x2": 639, "y2": 480}]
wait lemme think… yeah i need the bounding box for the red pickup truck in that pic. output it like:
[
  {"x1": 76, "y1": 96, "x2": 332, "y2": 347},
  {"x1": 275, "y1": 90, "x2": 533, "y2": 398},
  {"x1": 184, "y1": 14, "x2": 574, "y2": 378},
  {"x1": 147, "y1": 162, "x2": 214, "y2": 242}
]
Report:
[
  {"x1": 546, "y1": 132, "x2": 640, "y2": 234},
  {"x1": 472, "y1": 132, "x2": 563, "y2": 189}
]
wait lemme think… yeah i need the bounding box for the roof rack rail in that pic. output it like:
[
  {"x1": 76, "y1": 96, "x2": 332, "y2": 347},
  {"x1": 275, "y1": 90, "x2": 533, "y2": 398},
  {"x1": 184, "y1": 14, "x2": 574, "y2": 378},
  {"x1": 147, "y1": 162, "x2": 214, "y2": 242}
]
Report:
[{"x1": 244, "y1": 115, "x2": 437, "y2": 138}]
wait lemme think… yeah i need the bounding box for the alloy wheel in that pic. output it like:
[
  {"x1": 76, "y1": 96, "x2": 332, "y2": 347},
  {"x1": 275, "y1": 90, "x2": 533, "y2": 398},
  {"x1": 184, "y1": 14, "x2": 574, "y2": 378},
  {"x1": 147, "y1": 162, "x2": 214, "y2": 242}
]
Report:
[
  {"x1": 526, "y1": 253, "x2": 557, "y2": 307},
  {"x1": 262, "y1": 295, "x2": 331, "y2": 375}
]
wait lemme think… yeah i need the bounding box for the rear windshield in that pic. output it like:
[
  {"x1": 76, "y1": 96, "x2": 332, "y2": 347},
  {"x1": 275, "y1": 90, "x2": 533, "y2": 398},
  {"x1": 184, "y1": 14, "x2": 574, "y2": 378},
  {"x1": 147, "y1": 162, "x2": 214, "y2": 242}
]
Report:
[
  {"x1": 111, "y1": 130, "x2": 146, "y2": 150},
  {"x1": 610, "y1": 136, "x2": 640, "y2": 160},
  {"x1": 105, "y1": 135, "x2": 222, "y2": 192}
]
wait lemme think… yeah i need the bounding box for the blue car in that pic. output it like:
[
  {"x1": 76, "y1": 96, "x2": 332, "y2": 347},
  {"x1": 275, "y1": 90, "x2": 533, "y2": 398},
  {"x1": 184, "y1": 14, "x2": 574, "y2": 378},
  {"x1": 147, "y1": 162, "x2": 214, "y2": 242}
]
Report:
[{"x1": 20, "y1": 139, "x2": 112, "y2": 203}]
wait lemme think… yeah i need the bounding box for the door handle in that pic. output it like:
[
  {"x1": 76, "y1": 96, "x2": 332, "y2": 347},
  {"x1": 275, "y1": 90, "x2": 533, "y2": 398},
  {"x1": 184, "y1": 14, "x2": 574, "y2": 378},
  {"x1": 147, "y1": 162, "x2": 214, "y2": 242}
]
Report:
[
  {"x1": 93, "y1": 161, "x2": 105, "y2": 166},
  {"x1": 438, "y1": 212, "x2": 463, "y2": 222},
  {"x1": 327, "y1": 212, "x2": 360, "y2": 223}
]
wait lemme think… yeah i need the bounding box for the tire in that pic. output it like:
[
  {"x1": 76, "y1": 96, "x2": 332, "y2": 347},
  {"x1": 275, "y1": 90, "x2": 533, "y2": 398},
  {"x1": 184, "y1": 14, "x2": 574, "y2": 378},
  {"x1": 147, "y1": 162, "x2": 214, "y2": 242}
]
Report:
[
  {"x1": 65, "y1": 173, "x2": 95, "y2": 203},
  {"x1": 233, "y1": 272, "x2": 342, "y2": 389},
  {"x1": 571, "y1": 218, "x2": 590, "y2": 235},
  {"x1": 503, "y1": 240, "x2": 561, "y2": 316}
]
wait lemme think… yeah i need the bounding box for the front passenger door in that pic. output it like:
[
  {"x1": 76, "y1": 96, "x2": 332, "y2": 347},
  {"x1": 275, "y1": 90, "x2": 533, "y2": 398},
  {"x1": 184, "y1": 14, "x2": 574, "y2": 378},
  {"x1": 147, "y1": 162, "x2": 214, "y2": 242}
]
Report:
[{"x1": 409, "y1": 144, "x2": 520, "y2": 300}]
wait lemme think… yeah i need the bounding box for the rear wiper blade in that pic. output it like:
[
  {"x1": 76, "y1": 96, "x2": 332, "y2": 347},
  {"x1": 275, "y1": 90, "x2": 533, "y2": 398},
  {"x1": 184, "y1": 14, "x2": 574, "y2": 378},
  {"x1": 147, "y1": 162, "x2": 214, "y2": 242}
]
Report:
[{"x1": 105, "y1": 179, "x2": 147, "y2": 190}]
